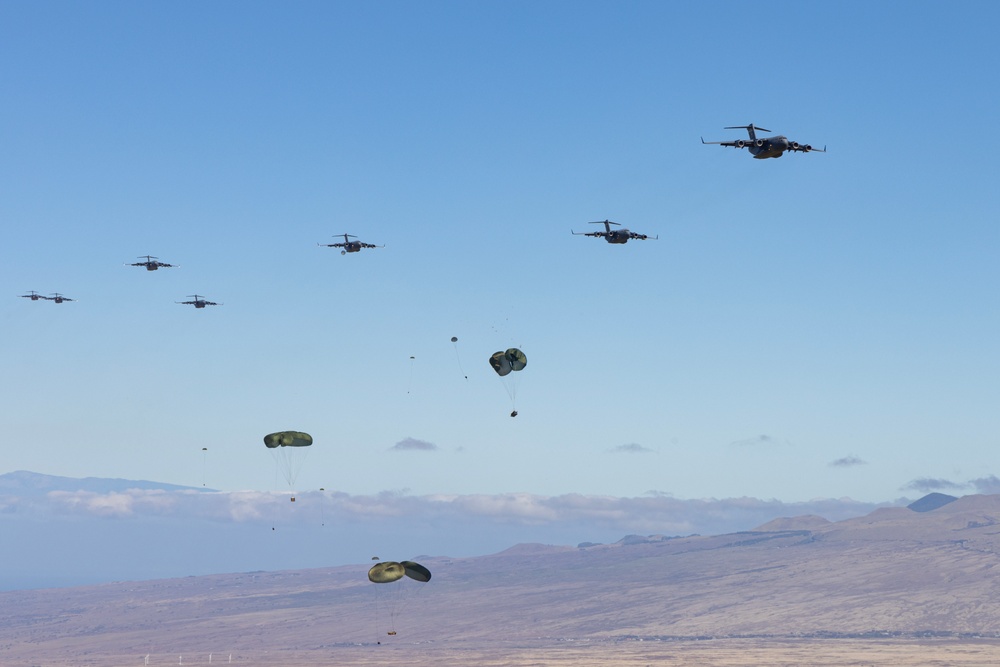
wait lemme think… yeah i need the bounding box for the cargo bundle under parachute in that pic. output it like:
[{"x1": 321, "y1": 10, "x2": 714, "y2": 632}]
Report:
[
  {"x1": 489, "y1": 348, "x2": 526, "y2": 416},
  {"x1": 368, "y1": 560, "x2": 432, "y2": 638}
]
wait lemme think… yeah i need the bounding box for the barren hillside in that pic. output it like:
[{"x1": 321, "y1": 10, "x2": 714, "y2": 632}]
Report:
[{"x1": 3, "y1": 495, "x2": 1000, "y2": 666}]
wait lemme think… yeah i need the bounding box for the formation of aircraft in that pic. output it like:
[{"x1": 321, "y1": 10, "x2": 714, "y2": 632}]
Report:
[
  {"x1": 21, "y1": 124, "x2": 827, "y2": 314},
  {"x1": 128, "y1": 255, "x2": 177, "y2": 271},
  {"x1": 318, "y1": 233, "x2": 384, "y2": 255},
  {"x1": 20, "y1": 291, "x2": 75, "y2": 303},
  {"x1": 701, "y1": 124, "x2": 826, "y2": 159},
  {"x1": 176, "y1": 294, "x2": 220, "y2": 309},
  {"x1": 571, "y1": 220, "x2": 657, "y2": 244}
]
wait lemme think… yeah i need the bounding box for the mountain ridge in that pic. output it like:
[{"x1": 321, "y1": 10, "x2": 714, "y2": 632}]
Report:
[{"x1": 4, "y1": 492, "x2": 1000, "y2": 664}]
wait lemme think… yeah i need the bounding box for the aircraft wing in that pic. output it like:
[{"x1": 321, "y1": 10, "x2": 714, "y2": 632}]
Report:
[
  {"x1": 360, "y1": 242, "x2": 382, "y2": 248},
  {"x1": 628, "y1": 232, "x2": 657, "y2": 240},
  {"x1": 318, "y1": 242, "x2": 346, "y2": 248},
  {"x1": 571, "y1": 230, "x2": 604, "y2": 237},
  {"x1": 701, "y1": 137, "x2": 746, "y2": 149},
  {"x1": 787, "y1": 142, "x2": 826, "y2": 153}
]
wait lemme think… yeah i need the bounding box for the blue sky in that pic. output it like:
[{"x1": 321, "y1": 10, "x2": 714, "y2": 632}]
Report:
[{"x1": 2, "y1": 1, "x2": 999, "y2": 513}]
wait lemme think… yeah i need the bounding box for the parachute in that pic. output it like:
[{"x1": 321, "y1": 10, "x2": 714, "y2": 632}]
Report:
[
  {"x1": 264, "y1": 431, "x2": 313, "y2": 449},
  {"x1": 368, "y1": 561, "x2": 406, "y2": 583},
  {"x1": 368, "y1": 560, "x2": 431, "y2": 637},
  {"x1": 264, "y1": 431, "x2": 312, "y2": 500},
  {"x1": 368, "y1": 559, "x2": 432, "y2": 584},
  {"x1": 400, "y1": 560, "x2": 432, "y2": 582},
  {"x1": 489, "y1": 348, "x2": 526, "y2": 416},
  {"x1": 489, "y1": 348, "x2": 526, "y2": 376}
]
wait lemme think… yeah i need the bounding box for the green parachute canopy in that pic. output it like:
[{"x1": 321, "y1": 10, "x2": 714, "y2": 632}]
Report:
[
  {"x1": 489, "y1": 348, "x2": 526, "y2": 377},
  {"x1": 263, "y1": 431, "x2": 313, "y2": 449},
  {"x1": 400, "y1": 561, "x2": 432, "y2": 582},
  {"x1": 368, "y1": 561, "x2": 407, "y2": 584}
]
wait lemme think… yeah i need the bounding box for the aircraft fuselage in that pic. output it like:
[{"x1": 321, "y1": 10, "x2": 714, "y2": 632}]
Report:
[
  {"x1": 748, "y1": 135, "x2": 790, "y2": 159},
  {"x1": 604, "y1": 230, "x2": 632, "y2": 244}
]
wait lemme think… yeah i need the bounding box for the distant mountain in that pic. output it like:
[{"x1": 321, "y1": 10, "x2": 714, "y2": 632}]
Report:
[
  {"x1": 754, "y1": 513, "x2": 832, "y2": 531},
  {"x1": 907, "y1": 491, "x2": 958, "y2": 512},
  {"x1": 0, "y1": 470, "x2": 212, "y2": 496},
  {"x1": 3, "y1": 493, "x2": 1000, "y2": 666}
]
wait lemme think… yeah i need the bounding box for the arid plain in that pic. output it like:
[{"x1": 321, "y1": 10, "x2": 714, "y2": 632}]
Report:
[{"x1": 4, "y1": 494, "x2": 1000, "y2": 666}]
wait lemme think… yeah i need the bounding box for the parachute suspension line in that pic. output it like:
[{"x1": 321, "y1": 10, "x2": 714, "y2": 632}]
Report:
[
  {"x1": 270, "y1": 457, "x2": 280, "y2": 530},
  {"x1": 451, "y1": 337, "x2": 468, "y2": 380},
  {"x1": 200, "y1": 447, "x2": 208, "y2": 487},
  {"x1": 263, "y1": 431, "x2": 314, "y2": 527},
  {"x1": 369, "y1": 560, "x2": 431, "y2": 640},
  {"x1": 489, "y1": 348, "x2": 526, "y2": 415}
]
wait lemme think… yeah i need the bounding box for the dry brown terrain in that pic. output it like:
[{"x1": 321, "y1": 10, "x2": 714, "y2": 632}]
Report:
[{"x1": 4, "y1": 494, "x2": 1000, "y2": 666}]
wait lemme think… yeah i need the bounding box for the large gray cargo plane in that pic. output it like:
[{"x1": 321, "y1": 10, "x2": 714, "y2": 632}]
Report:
[
  {"x1": 571, "y1": 220, "x2": 657, "y2": 244},
  {"x1": 702, "y1": 124, "x2": 826, "y2": 159}
]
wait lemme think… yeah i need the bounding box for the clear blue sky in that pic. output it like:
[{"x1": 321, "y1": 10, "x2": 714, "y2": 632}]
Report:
[{"x1": 2, "y1": 1, "x2": 998, "y2": 505}]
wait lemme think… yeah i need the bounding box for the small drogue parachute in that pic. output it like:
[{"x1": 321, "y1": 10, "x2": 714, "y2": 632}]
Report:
[{"x1": 451, "y1": 336, "x2": 468, "y2": 380}]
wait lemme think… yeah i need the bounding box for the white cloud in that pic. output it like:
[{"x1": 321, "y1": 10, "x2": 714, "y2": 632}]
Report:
[
  {"x1": 610, "y1": 443, "x2": 655, "y2": 454},
  {"x1": 4, "y1": 487, "x2": 887, "y2": 538},
  {"x1": 901, "y1": 478, "x2": 967, "y2": 493},
  {"x1": 829, "y1": 456, "x2": 867, "y2": 468},
  {"x1": 0, "y1": 486, "x2": 898, "y2": 590},
  {"x1": 729, "y1": 434, "x2": 792, "y2": 448},
  {"x1": 391, "y1": 437, "x2": 438, "y2": 451},
  {"x1": 970, "y1": 475, "x2": 1000, "y2": 494}
]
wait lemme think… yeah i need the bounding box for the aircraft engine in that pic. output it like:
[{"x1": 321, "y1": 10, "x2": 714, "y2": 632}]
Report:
[
  {"x1": 803, "y1": 144, "x2": 812, "y2": 151},
  {"x1": 755, "y1": 139, "x2": 765, "y2": 147},
  {"x1": 735, "y1": 140, "x2": 745, "y2": 148},
  {"x1": 789, "y1": 141, "x2": 799, "y2": 150}
]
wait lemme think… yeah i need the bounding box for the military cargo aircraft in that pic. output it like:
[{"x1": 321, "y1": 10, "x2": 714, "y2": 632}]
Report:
[
  {"x1": 701, "y1": 124, "x2": 826, "y2": 159},
  {"x1": 318, "y1": 234, "x2": 383, "y2": 255},
  {"x1": 571, "y1": 220, "x2": 657, "y2": 244}
]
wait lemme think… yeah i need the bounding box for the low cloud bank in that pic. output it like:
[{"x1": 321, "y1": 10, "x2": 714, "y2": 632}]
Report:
[
  {"x1": 0, "y1": 478, "x2": 901, "y2": 591},
  {"x1": 4, "y1": 486, "x2": 888, "y2": 536}
]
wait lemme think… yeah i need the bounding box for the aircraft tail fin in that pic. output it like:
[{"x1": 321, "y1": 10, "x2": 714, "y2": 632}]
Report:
[{"x1": 724, "y1": 124, "x2": 771, "y2": 141}]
